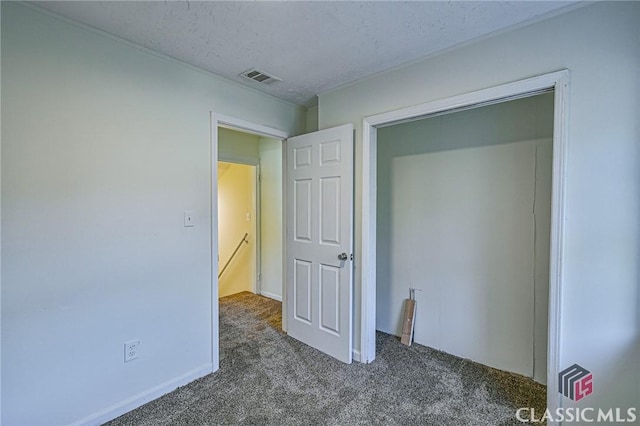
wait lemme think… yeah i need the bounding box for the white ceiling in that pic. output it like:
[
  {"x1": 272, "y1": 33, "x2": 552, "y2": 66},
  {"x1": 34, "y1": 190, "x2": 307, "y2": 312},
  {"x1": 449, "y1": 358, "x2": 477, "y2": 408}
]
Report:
[{"x1": 32, "y1": 1, "x2": 580, "y2": 107}]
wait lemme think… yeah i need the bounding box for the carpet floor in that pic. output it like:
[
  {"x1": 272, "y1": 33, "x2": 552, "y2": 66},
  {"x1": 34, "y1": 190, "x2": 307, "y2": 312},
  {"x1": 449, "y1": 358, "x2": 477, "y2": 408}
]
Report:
[{"x1": 107, "y1": 292, "x2": 546, "y2": 425}]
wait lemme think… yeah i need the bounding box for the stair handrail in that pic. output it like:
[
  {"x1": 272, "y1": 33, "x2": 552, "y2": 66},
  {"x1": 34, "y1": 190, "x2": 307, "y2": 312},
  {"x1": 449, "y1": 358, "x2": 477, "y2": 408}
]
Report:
[{"x1": 218, "y1": 232, "x2": 249, "y2": 279}]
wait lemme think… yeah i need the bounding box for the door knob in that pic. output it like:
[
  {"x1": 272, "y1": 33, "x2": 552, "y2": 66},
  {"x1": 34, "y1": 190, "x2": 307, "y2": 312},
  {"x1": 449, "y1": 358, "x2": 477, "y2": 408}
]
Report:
[{"x1": 338, "y1": 252, "x2": 348, "y2": 261}]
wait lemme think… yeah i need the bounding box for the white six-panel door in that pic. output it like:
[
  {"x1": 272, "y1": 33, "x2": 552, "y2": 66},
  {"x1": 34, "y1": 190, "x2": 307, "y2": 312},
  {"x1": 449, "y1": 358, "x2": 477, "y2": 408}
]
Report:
[{"x1": 286, "y1": 124, "x2": 354, "y2": 363}]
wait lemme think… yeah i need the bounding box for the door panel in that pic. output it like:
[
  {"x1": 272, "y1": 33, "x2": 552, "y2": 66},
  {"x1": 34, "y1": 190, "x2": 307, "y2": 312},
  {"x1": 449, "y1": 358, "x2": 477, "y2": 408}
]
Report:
[
  {"x1": 286, "y1": 124, "x2": 353, "y2": 363},
  {"x1": 294, "y1": 259, "x2": 312, "y2": 323},
  {"x1": 320, "y1": 177, "x2": 341, "y2": 246},
  {"x1": 294, "y1": 179, "x2": 312, "y2": 242},
  {"x1": 319, "y1": 264, "x2": 340, "y2": 334}
]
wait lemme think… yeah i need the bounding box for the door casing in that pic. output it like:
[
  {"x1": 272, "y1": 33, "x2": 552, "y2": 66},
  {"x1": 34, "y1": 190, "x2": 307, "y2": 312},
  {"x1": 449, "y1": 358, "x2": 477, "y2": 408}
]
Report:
[{"x1": 361, "y1": 70, "x2": 570, "y2": 423}]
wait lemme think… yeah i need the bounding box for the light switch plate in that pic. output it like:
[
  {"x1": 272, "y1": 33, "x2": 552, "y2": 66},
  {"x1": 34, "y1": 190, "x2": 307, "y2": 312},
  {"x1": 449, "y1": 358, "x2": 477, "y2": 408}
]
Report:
[{"x1": 184, "y1": 210, "x2": 194, "y2": 227}]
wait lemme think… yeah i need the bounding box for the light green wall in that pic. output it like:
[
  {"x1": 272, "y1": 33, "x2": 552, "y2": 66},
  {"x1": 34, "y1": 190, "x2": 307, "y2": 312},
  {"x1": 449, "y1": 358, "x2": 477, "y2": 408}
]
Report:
[
  {"x1": 319, "y1": 1, "x2": 640, "y2": 412},
  {"x1": 0, "y1": 3, "x2": 303, "y2": 425},
  {"x1": 219, "y1": 127, "x2": 260, "y2": 163},
  {"x1": 306, "y1": 105, "x2": 319, "y2": 133},
  {"x1": 258, "y1": 137, "x2": 283, "y2": 301}
]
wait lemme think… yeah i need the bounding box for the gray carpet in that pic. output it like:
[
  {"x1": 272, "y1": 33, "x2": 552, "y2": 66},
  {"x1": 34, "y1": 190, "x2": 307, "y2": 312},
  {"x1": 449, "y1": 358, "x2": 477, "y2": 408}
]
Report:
[{"x1": 107, "y1": 292, "x2": 546, "y2": 425}]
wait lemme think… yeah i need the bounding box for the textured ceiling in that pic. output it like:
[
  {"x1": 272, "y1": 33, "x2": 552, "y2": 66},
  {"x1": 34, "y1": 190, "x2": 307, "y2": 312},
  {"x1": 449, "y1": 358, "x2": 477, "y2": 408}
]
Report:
[{"x1": 32, "y1": 1, "x2": 579, "y2": 107}]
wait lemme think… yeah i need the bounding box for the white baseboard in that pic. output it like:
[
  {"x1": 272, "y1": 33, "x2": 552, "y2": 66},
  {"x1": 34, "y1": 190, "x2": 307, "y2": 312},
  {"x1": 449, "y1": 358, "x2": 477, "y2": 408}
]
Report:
[
  {"x1": 352, "y1": 349, "x2": 361, "y2": 363},
  {"x1": 70, "y1": 364, "x2": 213, "y2": 426},
  {"x1": 260, "y1": 291, "x2": 282, "y2": 302}
]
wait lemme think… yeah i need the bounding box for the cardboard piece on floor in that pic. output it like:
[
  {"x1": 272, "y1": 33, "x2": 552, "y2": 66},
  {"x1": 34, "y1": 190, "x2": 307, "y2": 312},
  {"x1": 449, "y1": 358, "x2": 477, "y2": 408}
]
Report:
[{"x1": 400, "y1": 298, "x2": 417, "y2": 346}]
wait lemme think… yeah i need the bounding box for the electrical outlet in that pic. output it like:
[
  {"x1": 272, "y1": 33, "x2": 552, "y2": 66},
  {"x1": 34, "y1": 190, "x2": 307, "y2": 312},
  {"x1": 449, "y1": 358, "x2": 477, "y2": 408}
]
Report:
[{"x1": 124, "y1": 339, "x2": 140, "y2": 362}]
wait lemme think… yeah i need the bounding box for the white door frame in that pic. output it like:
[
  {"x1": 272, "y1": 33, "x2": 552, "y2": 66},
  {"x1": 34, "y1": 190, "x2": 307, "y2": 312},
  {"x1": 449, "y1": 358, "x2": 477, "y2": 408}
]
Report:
[
  {"x1": 361, "y1": 70, "x2": 569, "y2": 420},
  {"x1": 210, "y1": 113, "x2": 289, "y2": 372}
]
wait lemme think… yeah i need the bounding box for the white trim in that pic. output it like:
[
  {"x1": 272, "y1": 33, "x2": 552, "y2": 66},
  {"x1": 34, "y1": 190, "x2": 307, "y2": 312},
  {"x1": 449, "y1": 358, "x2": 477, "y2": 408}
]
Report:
[
  {"x1": 352, "y1": 349, "x2": 361, "y2": 363},
  {"x1": 69, "y1": 364, "x2": 213, "y2": 426},
  {"x1": 254, "y1": 165, "x2": 261, "y2": 295},
  {"x1": 547, "y1": 71, "x2": 570, "y2": 417},
  {"x1": 361, "y1": 70, "x2": 569, "y2": 422},
  {"x1": 361, "y1": 123, "x2": 377, "y2": 364},
  {"x1": 211, "y1": 112, "x2": 220, "y2": 372},
  {"x1": 215, "y1": 114, "x2": 289, "y2": 141},
  {"x1": 211, "y1": 113, "x2": 289, "y2": 371},
  {"x1": 0, "y1": 0, "x2": 3, "y2": 418},
  {"x1": 280, "y1": 139, "x2": 289, "y2": 333},
  {"x1": 0, "y1": 2, "x2": 3, "y2": 420},
  {"x1": 260, "y1": 291, "x2": 283, "y2": 302}
]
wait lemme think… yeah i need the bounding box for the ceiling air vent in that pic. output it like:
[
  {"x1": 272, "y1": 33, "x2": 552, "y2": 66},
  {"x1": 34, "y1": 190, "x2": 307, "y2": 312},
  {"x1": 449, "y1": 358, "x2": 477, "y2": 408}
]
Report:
[{"x1": 240, "y1": 68, "x2": 282, "y2": 85}]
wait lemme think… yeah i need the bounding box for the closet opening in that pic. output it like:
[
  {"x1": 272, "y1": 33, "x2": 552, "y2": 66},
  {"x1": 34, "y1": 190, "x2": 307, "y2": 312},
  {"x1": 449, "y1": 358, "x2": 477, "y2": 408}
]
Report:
[
  {"x1": 360, "y1": 70, "x2": 569, "y2": 415},
  {"x1": 375, "y1": 92, "x2": 553, "y2": 386}
]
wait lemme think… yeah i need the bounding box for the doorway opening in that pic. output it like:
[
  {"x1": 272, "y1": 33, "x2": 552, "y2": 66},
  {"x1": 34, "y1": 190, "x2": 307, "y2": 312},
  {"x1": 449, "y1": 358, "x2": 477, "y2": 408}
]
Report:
[
  {"x1": 217, "y1": 127, "x2": 284, "y2": 300},
  {"x1": 361, "y1": 70, "x2": 569, "y2": 416},
  {"x1": 212, "y1": 116, "x2": 356, "y2": 367},
  {"x1": 211, "y1": 116, "x2": 289, "y2": 372},
  {"x1": 217, "y1": 160, "x2": 258, "y2": 297}
]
